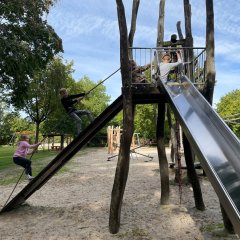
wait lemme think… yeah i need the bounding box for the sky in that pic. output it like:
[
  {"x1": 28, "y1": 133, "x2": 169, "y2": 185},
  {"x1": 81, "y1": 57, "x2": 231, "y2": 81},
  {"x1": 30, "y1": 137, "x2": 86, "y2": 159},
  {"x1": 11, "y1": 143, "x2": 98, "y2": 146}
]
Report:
[{"x1": 47, "y1": 0, "x2": 240, "y2": 107}]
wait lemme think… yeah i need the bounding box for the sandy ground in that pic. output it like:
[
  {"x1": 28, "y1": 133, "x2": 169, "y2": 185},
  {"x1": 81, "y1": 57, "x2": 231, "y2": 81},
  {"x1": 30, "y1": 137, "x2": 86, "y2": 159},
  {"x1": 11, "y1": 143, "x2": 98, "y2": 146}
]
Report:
[{"x1": 0, "y1": 147, "x2": 239, "y2": 240}]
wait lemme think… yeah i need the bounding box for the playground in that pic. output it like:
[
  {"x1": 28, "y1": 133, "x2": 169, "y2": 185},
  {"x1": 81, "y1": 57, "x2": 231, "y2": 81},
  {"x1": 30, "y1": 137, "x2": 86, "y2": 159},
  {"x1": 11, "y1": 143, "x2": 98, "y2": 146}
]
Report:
[
  {"x1": 0, "y1": 147, "x2": 238, "y2": 240},
  {"x1": 2, "y1": 0, "x2": 240, "y2": 238}
]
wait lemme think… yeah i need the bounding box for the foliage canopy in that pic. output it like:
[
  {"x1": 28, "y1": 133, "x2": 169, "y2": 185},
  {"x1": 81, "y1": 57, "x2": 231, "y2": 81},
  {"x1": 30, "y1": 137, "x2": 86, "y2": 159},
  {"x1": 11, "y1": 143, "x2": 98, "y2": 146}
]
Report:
[
  {"x1": 0, "y1": 0, "x2": 63, "y2": 107},
  {"x1": 216, "y1": 89, "x2": 240, "y2": 137}
]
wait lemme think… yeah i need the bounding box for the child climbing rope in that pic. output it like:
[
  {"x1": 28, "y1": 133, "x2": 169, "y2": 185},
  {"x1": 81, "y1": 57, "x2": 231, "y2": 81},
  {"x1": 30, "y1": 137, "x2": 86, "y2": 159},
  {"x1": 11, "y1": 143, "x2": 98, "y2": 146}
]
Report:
[
  {"x1": 59, "y1": 88, "x2": 94, "y2": 135},
  {"x1": 13, "y1": 135, "x2": 41, "y2": 180}
]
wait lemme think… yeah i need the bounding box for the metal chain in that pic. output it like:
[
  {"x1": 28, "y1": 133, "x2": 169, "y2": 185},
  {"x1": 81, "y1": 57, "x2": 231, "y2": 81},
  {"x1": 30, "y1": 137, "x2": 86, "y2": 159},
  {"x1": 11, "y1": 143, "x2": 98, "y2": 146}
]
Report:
[{"x1": 175, "y1": 120, "x2": 183, "y2": 204}]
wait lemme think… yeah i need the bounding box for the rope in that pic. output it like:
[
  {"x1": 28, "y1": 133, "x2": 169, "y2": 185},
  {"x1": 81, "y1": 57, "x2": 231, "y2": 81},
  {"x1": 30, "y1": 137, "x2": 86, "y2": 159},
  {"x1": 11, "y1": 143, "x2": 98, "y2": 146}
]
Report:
[
  {"x1": 84, "y1": 68, "x2": 120, "y2": 97},
  {"x1": 2, "y1": 136, "x2": 47, "y2": 209},
  {"x1": 2, "y1": 169, "x2": 25, "y2": 209},
  {"x1": 2, "y1": 97, "x2": 70, "y2": 209}
]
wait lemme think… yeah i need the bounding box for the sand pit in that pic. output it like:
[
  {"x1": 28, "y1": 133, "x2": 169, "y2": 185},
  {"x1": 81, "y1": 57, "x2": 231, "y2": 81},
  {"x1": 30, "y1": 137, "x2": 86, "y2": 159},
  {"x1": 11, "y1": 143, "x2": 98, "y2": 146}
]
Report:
[{"x1": 0, "y1": 147, "x2": 239, "y2": 239}]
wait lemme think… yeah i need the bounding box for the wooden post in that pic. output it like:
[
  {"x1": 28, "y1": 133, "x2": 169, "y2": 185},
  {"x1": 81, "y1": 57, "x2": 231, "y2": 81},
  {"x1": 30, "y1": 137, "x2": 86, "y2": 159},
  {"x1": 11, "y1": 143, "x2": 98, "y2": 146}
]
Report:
[
  {"x1": 182, "y1": 134, "x2": 205, "y2": 210},
  {"x1": 131, "y1": 133, "x2": 135, "y2": 148},
  {"x1": 116, "y1": 126, "x2": 121, "y2": 148},
  {"x1": 203, "y1": 0, "x2": 216, "y2": 105},
  {"x1": 156, "y1": 103, "x2": 170, "y2": 205},
  {"x1": 60, "y1": 134, "x2": 64, "y2": 150},
  {"x1": 184, "y1": 0, "x2": 194, "y2": 80},
  {"x1": 109, "y1": 0, "x2": 133, "y2": 234},
  {"x1": 107, "y1": 126, "x2": 114, "y2": 154}
]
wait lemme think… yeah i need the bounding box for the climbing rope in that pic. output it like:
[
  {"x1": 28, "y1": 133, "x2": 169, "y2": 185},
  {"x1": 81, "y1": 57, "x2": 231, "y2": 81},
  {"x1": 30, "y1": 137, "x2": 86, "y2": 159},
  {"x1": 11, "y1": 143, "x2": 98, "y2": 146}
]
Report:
[
  {"x1": 84, "y1": 68, "x2": 120, "y2": 97},
  {"x1": 2, "y1": 117, "x2": 69, "y2": 209},
  {"x1": 2, "y1": 169, "x2": 25, "y2": 209},
  {"x1": 2, "y1": 139, "x2": 43, "y2": 209}
]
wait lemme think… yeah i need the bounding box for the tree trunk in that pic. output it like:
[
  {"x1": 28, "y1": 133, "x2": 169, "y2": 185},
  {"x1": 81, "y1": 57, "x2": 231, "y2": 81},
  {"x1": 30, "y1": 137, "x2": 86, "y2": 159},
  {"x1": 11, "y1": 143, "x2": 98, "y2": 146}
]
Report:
[
  {"x1": 182, "y1": 134, "x2": 205, "y2": 210},
  {"x1": 128, "y1": 0, "x2": 140, "y2": 59},
  {"x1": 156, "y1": 0, "x2": 165, "y2": 48},
  {"x1": 109, "y1": 0, "x2": 134, "y2": 234},
  {"x1": 203, "y1": 0, "x2": 215, "y2": 105},
  {"x1": 176, "y1": 21, "x2": 184, "y2": 40},
  {"x1": 35, "y1": 122, "x2": 40, "y2": 143},
  {"x1": 156, "y1": 103, "x2": 169, "y2": 205},
  {"x1": 183, "y1": 0, "x2": 194, "y2": 80}
]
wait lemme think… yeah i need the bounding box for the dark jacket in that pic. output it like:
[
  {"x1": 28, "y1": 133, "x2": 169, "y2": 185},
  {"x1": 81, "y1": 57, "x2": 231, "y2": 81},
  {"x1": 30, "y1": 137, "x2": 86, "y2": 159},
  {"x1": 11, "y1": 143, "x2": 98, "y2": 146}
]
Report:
[{"x1": 61, "y1": 93, "x2": 85, "y2": 113}]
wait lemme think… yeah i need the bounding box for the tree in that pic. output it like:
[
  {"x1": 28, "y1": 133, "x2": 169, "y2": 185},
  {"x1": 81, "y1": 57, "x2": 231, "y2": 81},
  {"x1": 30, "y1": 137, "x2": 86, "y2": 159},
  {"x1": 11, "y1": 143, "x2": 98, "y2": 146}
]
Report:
[
  {"x1": 0, "y1": 98, "x2": 6, "y2": 125},
  {"x1": 41, "y1": 75, "x2": 111, "y2": 137},
  {"x1": 0, "y1": 0, "x2": 63, "y2": 107},
  {"x1": 74, "y1": 76, "x2": 111, "y2": 135},
  {"x1": 134, "y1": 104, "x2": 156, "y2": 139},
  {"x1": 108, "y1": 104, "x2": 169, "y2": 143},
  {"x1": 23, "y1": 57, "x2": 70, "y2": 142},
  {"x1": 41, "y1": 76, "x2": 77, "y2": 137},
  {"x1": 76, "y1": 76, "x2": 110, "y2": 117},
  {"x1": 0, "y1": 112, "x2": 34, "y2": 145},
  {"x1": 216, "y1": 90, "x2": 240, "y2": 138}
]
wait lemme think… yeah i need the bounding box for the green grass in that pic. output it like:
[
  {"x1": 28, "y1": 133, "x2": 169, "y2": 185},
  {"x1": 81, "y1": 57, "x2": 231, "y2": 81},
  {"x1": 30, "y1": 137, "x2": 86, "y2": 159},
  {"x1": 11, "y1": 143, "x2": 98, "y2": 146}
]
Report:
[
  {"x1": 116, "y1": 228, "x2": 149, "y2": 239},
  {"x1": 0, "y1": 145, "x2": 91, "y2": 185},
  {"x1": 200, "y1": 223, "x2": 224, "y2": 232},
  {"x1": 0, "y1": 145, "x2": 16, "y2": 169},
  {"x1": 0, "y1": 145, "x2": 58, "y2": 170},
  {"x1": 0, "y1": 145, "x2": 60, "y2": 185}
]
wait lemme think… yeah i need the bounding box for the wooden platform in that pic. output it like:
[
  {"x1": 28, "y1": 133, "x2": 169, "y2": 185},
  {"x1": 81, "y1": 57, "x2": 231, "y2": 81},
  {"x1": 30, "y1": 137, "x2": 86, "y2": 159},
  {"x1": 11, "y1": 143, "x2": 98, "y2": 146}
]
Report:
[{"x1": 131, "y1": 84, "x2": 167, "y2": 104}]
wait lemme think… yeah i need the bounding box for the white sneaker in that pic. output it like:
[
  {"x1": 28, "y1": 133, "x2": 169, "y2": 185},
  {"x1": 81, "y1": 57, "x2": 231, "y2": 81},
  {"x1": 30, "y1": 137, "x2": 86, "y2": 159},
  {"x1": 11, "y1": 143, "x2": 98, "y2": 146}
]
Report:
[{"x1": 26, "y1": 174, "x2": 34, "y2": 180}]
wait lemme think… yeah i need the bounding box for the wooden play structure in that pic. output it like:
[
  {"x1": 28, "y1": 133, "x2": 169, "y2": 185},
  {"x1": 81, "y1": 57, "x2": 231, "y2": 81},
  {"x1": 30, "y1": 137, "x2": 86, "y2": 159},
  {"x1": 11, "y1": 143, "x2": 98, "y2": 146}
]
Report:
[
  {"x1": 107, "y1": 126, "x2": 121, "y2": 154},
  {"x1": 107, "y1": 126, "x2": 152, "y2": 161},
  {"x1": 107, "y1": 126, "x2": 140, "y2": 154},
  {"x1": 2, "y1": 1, "x2": 240, "y2": 237},
  {"x1": 42, "y1": 133, "x2": 73, "y2": 151},
  {"x1": 108, "y1": 0, "x2": 238, "y2": 236}
]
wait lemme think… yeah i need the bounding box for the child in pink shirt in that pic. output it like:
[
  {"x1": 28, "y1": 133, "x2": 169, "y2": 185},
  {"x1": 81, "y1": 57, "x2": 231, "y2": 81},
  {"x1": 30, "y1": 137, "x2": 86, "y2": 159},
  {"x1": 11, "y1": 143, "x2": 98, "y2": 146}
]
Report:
[{"x1": 13, "y1": 135, "x2": 41, "y2": 180}]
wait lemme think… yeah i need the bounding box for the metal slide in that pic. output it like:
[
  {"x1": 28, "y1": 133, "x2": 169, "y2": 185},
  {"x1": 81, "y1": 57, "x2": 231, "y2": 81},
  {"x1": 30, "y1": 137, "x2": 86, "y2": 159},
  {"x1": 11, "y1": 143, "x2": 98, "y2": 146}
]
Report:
[
  {"x1": 1, "y1": 95, "x2": 123, "y2": 213},
  {"x1": 162, "y1": 76, "x2": 240, "y2": 235}
]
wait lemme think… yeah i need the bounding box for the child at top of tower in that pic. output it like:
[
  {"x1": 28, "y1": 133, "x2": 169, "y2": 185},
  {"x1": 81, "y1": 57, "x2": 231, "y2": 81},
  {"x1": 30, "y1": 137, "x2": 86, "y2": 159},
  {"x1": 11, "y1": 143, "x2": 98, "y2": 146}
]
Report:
[{"x1": 159, "y1": 51, "x2": 183, "y2": 83}]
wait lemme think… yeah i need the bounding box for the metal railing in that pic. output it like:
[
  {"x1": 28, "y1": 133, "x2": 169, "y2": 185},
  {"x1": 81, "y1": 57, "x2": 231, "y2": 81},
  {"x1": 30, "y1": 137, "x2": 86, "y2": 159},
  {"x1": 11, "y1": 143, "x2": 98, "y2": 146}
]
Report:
[
  {"x1": 129, "y1": 47, "x2": 154, "y2": 85},
  {"x1": 129, "y1": 47, "x2": 206, "y2": 89}
]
